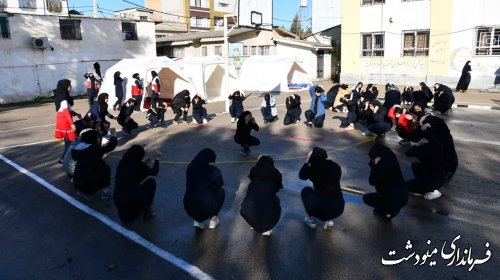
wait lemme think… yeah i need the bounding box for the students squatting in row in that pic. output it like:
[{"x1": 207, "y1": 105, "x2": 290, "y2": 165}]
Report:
[{"x1": 183, "y1": 143, "x2": 418, "y2": 235}]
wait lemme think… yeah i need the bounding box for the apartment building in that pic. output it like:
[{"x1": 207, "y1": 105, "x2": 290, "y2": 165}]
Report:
[
  {"x1": 341, "y1": 0, "x2": 500, "y2": 88},
  {"x1": 145, "y1": 0, "x2": 237, "y2": 32}
]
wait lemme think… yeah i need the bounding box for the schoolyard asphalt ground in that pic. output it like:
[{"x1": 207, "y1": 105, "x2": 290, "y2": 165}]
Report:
[{"x1": 0, "y1": 81, "x2": 499, "y2": 279}]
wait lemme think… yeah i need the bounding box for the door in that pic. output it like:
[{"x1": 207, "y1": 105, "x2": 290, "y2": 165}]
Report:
[{"x1": 317, "y1": 51, "x2": 324, "y2": 79}]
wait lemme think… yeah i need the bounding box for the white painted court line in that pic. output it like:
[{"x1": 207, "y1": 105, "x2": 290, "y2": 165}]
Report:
[
  {"x1": 0, "y1": 124, "x2": 55, "y2": 134},
  {"x1": 0, "y1": 139, "x2": 59, "y2": 151},
  {"x1": 0, "y1": 154, "x2": 215, "y2": 280}
]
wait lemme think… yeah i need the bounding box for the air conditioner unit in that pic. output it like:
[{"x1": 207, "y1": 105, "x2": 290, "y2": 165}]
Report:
[
  {"x1": 0, "y1": 0, "x2": 8, "y2": 8},
  {"x1": 32, "y1": 37, "x2": 49, "y2": 49}
]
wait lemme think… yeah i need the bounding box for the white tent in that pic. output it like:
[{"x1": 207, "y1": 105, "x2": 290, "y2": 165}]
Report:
[
  {"x1": 100, "y1": 56, "x2": 199, "y2": 110},
  {"x1": 173, "y1": 56, "x2": 239, "y2": 102},
  {"x1": 238, "y1": 56, "x2": 311, "y2": 92}
]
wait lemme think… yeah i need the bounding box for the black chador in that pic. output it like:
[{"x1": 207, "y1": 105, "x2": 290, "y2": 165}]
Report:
[
  {"x1": 183, "y1": 149, "x2": 225, "y2": 223},
  {"x1": 240, "y1": 156, "x2": 283, "y2": 233}
]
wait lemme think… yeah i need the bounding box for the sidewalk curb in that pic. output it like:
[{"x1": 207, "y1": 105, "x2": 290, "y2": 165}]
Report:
[{"x1": 453, "y1": 104, "x2": 500, "y2": 110}]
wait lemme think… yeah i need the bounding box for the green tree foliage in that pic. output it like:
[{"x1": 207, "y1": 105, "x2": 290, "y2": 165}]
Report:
[{"x1": 290, "y1": 13, "x2": 302, "y2": 36}]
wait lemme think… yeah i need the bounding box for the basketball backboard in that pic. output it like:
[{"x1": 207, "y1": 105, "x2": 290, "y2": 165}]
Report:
[{"x1": 238, "y1": 0, "x2": 273, "y2": 30}]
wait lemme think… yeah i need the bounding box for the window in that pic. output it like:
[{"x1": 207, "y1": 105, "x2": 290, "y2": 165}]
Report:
[
  {"x1": 403, "y1": 30, "x2": 429, "y2": 56},
  {"x1": 361, "y1": 0, "x2": 384, "y2": 5},
  {"x1": 190, "y1": 17, "x2": 209, "y2": 28},
  {"x1": 251, "y1": 46, "x2": 256, "y2": 55},
  {"x1": 476, "y1": 26, "x2": 500, "y2": 55},
  {"x1": 214, "y1": 45, "x2": 222, "y2": 56},
  {"x1": 362, "y1": 33, "x2": 384, "y2": 56},
  {"x1": 140, "y1": 16, "x2": 148, "y2": 21},
  {"x1": 60, "y1": 19, "x2": 82, "y2": 40},
  {"x1": 0, "y1": 16, "x2": 10, "y2": 39},
  {"x1": 190, "y1": 0, "x2": 208, "y2": 8},
  {"x1": 19, "y1": 0, "x2": 36, "y2": 8},
  {"x1": 214, "y1": 17, "x2": 223, "y2": 27},
  {"x1": 174, "y1": 48, "x2": 185, "y2": 58},
  {"x1": 202, "y1": 46, "x2": 207, "y2": 56},
  {"x1": 243, "y1": 46, "x2": 248, "y2": 56},
  {"x1": 122, "y1": 22, "x2": 138, "y2": 40},
  {"x1": 47, "y1": 0, "x2": 62, "y2": 13},
  {"x1": 259, "y1": 46, "x2": 269, "y2": 55}
]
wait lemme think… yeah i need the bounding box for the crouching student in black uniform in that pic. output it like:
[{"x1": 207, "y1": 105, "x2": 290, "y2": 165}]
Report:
[
  {"x1": 234, "y1": 111, "x2": 260, "y2": 156},
  {"x1": 114, "y1": 145, "x2": 160, "y2": 223},
  {"x1": 363, "y1": 100, "x2": 392, "y2": 136},
  {"x1": 228, "y1": 91, "x2": 245, "y2": 123},
  {"x1": 299, "y1": 147, "x2": 345, "y2": 230},
  {"x1": 72, "y1": 128, "x2": 118, "y2": 200},
  {"x1": 183, "y1": 148, "x2": 225, "y2": 229},
  {"x1": 404, "y1": 116, "x2": 456, "y2": 200},
  {"x1": 117, "y1": 98, "x2": 139, "y2": 135},
  {"x1": 363, "y1": 143, "x2": 408, "y2": 219},
  {"x1": 433, "y1": 83, "x2": 455, "y2": 114},
  {"x1": 339, "y1": 91, "x2": 359, "y2": 130},
  {"x1": 146, "y1": 102, "x2": 168, "y2": 129},
  {"x1": 90, "y1": 93, "x2": 115, "y2": 135},
  {"x1": 191, "y1": 94, "x2": 209, "y2": 124},
  {"x1": 284, "y1": 93, "x2": 301, "y2": 125},
  {"x1": 172, "y1": 90, "x2": 191, "y2": 124},
  {"x1": 240, "y1": 155, "x2": 282, "y2": 236}
]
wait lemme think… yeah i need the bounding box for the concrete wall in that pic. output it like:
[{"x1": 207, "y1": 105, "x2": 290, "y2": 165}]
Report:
[
  {"x1": 312, "y1": 0, "x2": 341, "y2": 34},
  {"x1": 341, "y1": 0, "x2": 500, "y2": 88},
  {"x1": 0, "y1": 14, "x2": 156, "y2": 103},
  {"x1": 447, "y1": 0, "x2": 500, "y2": 88}
]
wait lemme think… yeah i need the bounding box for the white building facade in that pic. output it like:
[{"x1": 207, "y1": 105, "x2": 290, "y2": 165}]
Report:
[
  {"x1": 341, "y1": 0, "x2": 500, "y2": 88},
  {"x1": 311, "y1": 0, "x2": 341, "y2": 34},
  {"x1": 0, "y1": 1, "x2": 156, "y2": 103}
]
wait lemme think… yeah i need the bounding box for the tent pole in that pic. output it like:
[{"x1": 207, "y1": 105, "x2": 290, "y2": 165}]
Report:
[{"x1": 224, "y1": 14, "x2": 236, "y2": 112}]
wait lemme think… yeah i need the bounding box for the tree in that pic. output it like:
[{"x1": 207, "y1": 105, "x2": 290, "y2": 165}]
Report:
[{"x1": 290, "y1": 13, "x2": 301, "y2": 36}]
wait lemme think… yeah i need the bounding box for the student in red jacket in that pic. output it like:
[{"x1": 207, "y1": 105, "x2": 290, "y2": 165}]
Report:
[
  {"x1": 387, "y1": 105, "x2": 416, "y2": 146},
  {"x1": 54, "y1": 79, "x2": 81, "y2": 164}
]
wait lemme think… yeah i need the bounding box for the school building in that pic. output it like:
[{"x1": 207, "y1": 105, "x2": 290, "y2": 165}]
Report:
[
  {"x1": 341, "y1": 0, "x2": 500, "y2": 89},
  {"x1": 0, "y1": 0, "x2": 156, "y2": 103}
]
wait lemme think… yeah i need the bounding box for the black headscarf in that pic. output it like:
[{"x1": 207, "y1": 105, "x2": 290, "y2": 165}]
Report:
[
  {"x1": 151, "y1": 71, "x2": 158, "y2": 78},
  {"x1": 309, "y1": 147, "x2": 328, "y2": 164},
  {"x1": 54, "y1": 79, "x2": 73, "y2": 111},
  {"x1": 462, "y1": 61, "x2": 471, "y2": 74},
  {"x1": 122, "y1": 145, "x2": 145, "y2": 162},
  {"x1": 188, "y1": 148, "x2": 216, "y2": 171},
  {"x1": 369, "y1": 142, "x2": 397, "y2": 162},
  {"x1": 237, "y1": 111, "x2": 252, "y2": 126},
  {"x1": 249, "y1": 155, "x2": 283, "y2": 188},
  {"x1": 80, "y1": 129, "x2": 99, "y2": 145},
  {"x1": 114, "y1": 71, "x2": 122, "y2": 84},
  {"x1": 132, "y1": 73, "x2": 140, "y2": 79},
  {"x1": 97, "y1": 93, "x2": 109, "y2": 113},
  {"x1": 264, "y1": 93, "x2": 271, "y2": 109}
]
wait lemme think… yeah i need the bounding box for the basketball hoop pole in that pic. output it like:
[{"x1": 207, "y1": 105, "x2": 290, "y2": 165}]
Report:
[{"x1": 224, "y1": 14, "x2": 237, "y2": 113}]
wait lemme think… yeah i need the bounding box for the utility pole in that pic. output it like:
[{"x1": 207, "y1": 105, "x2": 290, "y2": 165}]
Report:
[
  {"x1": 93, "y1": 0, "x2": 98, "y2": 18},
  {"x1": 224, "y1": 14, "x2": 237, "y2": 112}
]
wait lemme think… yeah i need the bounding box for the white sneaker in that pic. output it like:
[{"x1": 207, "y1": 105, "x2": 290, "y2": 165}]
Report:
[
  {"x1": 304, "y1": 217, "x2": 317, "y2": 229},
  {"x1": 208, "y1": 217, "x2": 220, "y2": 229},
  {"x1": 231, "y1": 117, "x2": 235, "y2": 123},
  {"x1": 203, "y1": 118, "x2": 208, "y2": 124},
  {"x1": 424, "y1": 190, "x2": 442, "y2": 200},
  {"x1": 193, "y1": 221, "x2": 205, "y2": 229},
  {"x1": 323, "y1": 220, "x2": 334, "y2": 230},
  {"x1": 262, "y1": 230, "x2": 272, "y2": 236}
]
